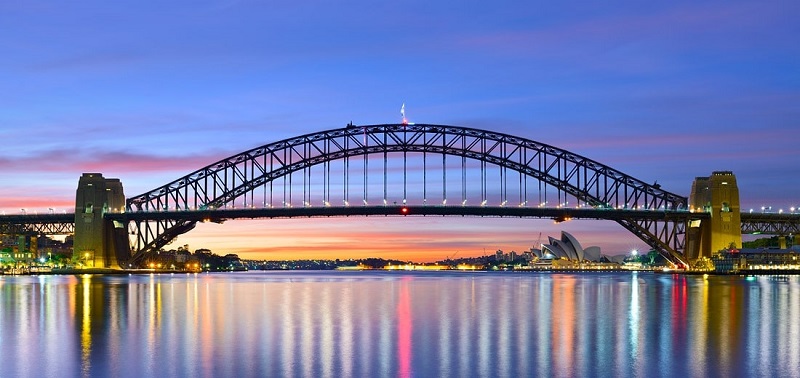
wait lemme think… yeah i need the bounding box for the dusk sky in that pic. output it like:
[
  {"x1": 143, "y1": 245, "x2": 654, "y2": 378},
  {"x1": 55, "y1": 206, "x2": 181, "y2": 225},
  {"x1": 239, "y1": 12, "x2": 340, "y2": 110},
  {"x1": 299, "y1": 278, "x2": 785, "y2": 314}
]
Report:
[{"x1": 2, "y1": 1, "x2": 798, "y2": 261}]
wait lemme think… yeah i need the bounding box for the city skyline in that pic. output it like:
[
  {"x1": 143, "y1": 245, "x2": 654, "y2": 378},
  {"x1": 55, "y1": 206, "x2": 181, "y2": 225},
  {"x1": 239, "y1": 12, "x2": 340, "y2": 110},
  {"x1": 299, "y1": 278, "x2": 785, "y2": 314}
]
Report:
[{"x1": 2, "y1": 1, "x2": 798, "y2": 261}]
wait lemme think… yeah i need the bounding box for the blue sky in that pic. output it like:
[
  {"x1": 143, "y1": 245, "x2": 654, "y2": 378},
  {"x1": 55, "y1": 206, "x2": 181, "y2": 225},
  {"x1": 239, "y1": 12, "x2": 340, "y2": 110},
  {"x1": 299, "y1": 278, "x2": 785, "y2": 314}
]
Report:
[{"x1": 2, "y1": 1, "x2": 798, "y2": 260}]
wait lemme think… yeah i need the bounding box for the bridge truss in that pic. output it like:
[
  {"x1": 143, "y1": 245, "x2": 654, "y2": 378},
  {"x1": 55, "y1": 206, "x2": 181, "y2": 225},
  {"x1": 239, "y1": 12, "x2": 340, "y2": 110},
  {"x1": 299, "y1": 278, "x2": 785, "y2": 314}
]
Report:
[
  {"x1": 741, "y1": 213, "x2": 800, "y2": 235},
  {"x1": 126, "y1": 123, "x2": 690, "y2": 265},
  {"x1": 0, "y1": 214, "x2": 75, "y2": 235}
]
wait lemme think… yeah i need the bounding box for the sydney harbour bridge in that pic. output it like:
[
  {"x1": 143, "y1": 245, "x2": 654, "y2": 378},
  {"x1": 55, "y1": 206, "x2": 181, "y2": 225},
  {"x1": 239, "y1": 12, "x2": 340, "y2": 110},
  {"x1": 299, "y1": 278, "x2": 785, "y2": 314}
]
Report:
[{"x1": 2, "y1": 123, "x2": 798, "y2": 270}]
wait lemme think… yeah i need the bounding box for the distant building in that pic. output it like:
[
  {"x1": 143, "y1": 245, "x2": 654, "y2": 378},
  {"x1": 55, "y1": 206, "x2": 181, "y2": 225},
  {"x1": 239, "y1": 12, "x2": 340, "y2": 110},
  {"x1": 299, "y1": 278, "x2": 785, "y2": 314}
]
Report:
[
  {"x1": 10, "y1": 235, "x2": 36, "y2": 265},
  {"x1": 713, "y1": 247, "x2": 800, "y2": 272},
  {"x1": 534, "y1": 231, "x2": 602, "y2": 262},
  {"x1": 508, "y1": 251, "x2": 518, "y2": 262},
  {"x1": 522, "y1": 251, "x2": 533, "y2": 261},
  {"x1": 175, "y1": 250, "x2": 191, "y2": 263}
]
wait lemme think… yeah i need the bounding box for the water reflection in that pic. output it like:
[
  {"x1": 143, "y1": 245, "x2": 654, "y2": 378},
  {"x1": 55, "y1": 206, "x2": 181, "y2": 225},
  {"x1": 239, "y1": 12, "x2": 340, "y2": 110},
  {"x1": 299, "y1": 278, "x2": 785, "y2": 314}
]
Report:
[
  {"x1": 1, "y1": 272, "x2": 800, "y2": 377},
  {"x1": 397, "y1": 277, "x2": 412, "y2": 378}
]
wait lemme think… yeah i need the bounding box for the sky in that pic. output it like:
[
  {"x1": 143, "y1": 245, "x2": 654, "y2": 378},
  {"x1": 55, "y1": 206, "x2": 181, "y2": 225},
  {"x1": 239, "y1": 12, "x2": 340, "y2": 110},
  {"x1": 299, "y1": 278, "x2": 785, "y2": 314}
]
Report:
[{"x1": 1, "y1": 1, "x2": 798, "y2": 261}]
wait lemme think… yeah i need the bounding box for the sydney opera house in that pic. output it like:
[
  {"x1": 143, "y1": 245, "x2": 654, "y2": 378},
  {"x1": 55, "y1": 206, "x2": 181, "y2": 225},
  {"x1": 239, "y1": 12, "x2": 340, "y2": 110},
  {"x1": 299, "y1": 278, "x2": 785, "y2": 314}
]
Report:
[{"x1": 533, "y1": 231, "x2": 603, "y2": 262}]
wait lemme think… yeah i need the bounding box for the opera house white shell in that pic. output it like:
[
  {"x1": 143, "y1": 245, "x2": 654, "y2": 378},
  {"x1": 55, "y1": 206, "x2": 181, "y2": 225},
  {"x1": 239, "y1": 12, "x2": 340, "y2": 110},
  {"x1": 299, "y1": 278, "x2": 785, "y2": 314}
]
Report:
[{"x1": 536, "y1": 231, "x2": 602, "y2": 262}]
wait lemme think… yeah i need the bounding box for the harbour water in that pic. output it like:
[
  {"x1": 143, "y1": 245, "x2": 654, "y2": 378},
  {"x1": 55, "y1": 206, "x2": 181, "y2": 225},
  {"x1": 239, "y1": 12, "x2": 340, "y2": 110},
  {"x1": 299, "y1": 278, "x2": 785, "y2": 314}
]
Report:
[{"x1": 1, "y1": 271, "x2": 799, "y2": 377}]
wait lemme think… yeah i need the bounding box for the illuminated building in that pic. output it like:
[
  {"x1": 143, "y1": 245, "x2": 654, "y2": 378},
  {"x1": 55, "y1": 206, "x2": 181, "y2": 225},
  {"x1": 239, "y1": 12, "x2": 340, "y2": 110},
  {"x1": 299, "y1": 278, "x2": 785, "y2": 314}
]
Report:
[
  {"x1": 713, "y1": 247, "x2": 800, "y2": 273},
  {"x1": 537, "y1": 231, "x2": 602, "y2": 262}
]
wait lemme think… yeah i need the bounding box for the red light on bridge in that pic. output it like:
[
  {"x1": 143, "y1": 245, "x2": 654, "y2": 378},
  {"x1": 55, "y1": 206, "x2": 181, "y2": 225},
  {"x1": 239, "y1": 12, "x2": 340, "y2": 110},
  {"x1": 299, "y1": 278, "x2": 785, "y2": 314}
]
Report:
[{"x1": 401, "y1": 207, "x2": 409, "y2": 215}]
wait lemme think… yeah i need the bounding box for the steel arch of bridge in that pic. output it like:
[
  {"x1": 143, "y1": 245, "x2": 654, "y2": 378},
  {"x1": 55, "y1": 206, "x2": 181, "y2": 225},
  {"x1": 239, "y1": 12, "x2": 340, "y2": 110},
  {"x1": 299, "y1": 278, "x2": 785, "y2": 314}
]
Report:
[{"x1": 126, "y1": 123, "x2": 689, "y2": 264}]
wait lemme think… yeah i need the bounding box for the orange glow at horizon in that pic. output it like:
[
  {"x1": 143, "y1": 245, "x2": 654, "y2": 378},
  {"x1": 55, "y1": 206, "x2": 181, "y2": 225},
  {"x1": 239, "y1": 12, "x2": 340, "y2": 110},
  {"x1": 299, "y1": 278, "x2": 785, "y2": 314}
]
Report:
[
  {"x1": 162, "y1": 216, "x2": 643, "y2": 262},
  {"x1": 3, "y1": 199, "x2": 649, "y2": 262}
]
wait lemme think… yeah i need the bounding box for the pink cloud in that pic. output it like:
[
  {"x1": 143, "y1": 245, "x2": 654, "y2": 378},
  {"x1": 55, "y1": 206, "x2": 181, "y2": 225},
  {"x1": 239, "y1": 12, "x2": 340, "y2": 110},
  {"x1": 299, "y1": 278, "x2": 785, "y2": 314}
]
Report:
[
  {"x1": 0, "y1": 149, "x2": 231, "y2": 174},
  {"x1": 0, "y1": 197, "x2": 73, "y2": 212}
]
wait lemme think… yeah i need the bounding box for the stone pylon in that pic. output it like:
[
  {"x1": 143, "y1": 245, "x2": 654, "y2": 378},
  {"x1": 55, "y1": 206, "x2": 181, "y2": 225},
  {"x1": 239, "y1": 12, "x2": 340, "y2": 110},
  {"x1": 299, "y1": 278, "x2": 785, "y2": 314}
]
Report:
[
  {"x1": 686, "y1": 171, "x2": 742, "y2": 259},
  {"x1": 73, "y1": 173, "x2": 130, "y2": 269}
]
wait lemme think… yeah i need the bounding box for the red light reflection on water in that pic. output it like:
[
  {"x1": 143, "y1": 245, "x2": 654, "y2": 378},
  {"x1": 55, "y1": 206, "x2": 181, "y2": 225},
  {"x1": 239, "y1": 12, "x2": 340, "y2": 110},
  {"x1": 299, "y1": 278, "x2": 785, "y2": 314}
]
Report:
[
  {"x1": 672, "y1": 275, "x2": 688, "y2": 346},
  {"x1": 397, "y1": 277, "x2": 412, "y2": 378}
]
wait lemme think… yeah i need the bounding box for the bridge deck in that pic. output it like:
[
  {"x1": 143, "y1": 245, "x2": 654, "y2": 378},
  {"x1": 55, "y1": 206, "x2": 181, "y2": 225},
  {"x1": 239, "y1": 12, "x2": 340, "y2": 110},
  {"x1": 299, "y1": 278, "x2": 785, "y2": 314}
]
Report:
[
  {"x1": 2, "y1": 210, "x2": 798, "y2": 235},
  {"x1": 105, "y1": 206, "x2": 703, "y2": 222},
  {"x1": 741, "y1": 212, "x2": 800, "y2": 234}
]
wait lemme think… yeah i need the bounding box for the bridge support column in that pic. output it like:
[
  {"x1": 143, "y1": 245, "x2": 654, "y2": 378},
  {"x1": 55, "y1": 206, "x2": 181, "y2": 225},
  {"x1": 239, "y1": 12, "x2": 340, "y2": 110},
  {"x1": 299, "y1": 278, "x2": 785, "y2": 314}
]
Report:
[
  {"x1": 779, "y1": 236, "x2": 787, "y2": 250},
  {"x1": 688, "y1": 171, "x2": 742, "y2": 259},
  {"x1": 73, "y1": 173, "x2": 130, "y2": 269}
]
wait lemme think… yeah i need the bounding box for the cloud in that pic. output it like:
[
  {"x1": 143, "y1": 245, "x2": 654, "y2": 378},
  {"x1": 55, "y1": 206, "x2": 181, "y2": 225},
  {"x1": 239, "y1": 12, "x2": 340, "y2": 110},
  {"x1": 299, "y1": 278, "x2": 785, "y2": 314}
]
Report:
[
  {"x1": 0, "y1": 197, "x2": 73, "y2": 213},
  {"x1": 0, "y1": 149, "x2": 230, "y2": 174}
]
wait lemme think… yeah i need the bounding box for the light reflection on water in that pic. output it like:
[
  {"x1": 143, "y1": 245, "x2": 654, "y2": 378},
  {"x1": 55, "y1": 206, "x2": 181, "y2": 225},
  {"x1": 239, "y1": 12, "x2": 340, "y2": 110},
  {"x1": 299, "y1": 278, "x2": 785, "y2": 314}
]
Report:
[{"x1": 1, "y1": 272, "x2": 799, "y2": 378}]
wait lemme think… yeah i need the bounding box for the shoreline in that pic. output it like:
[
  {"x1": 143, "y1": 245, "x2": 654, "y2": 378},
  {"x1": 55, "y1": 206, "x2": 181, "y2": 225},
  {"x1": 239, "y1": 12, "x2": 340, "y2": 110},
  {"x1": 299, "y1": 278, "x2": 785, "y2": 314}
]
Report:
[{"x1": 6, "y1": 268, "x2": 800, "y2": 276}]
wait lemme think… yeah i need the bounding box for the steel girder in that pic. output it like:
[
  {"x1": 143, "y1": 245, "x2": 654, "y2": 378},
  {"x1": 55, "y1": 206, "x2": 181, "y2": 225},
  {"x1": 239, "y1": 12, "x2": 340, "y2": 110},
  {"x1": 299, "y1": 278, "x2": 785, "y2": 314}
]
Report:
[
  {"x1": 740, "y1": 213, "x2": 800, "y2": 235},
  {"x1": 617, "y1": 218, "x2": 689, "y2": 265},
  {"x1": 0, "y1": 214, "x2": 75, "y2": 235},
  {"x1": 125, "y1": 124, "x2": 689, "y2": 263}
]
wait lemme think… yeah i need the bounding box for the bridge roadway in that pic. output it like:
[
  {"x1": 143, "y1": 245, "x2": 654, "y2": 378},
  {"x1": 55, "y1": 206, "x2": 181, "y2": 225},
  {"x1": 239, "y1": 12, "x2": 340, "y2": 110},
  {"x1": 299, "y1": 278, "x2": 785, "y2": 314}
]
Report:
[
  {"x1": 106, "y1": 206, "x2": 703, "y2": 223},
  {"x1": 1, "y1": 209, "x2": 798, "y2": 236}
]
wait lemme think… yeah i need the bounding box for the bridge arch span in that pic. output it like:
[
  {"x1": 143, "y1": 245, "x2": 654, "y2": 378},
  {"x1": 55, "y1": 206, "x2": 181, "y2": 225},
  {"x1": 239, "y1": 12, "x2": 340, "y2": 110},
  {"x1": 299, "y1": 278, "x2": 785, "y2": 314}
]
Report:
[{"x1": 125, "y1": 124, "x2": 688, "y2": 265}]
